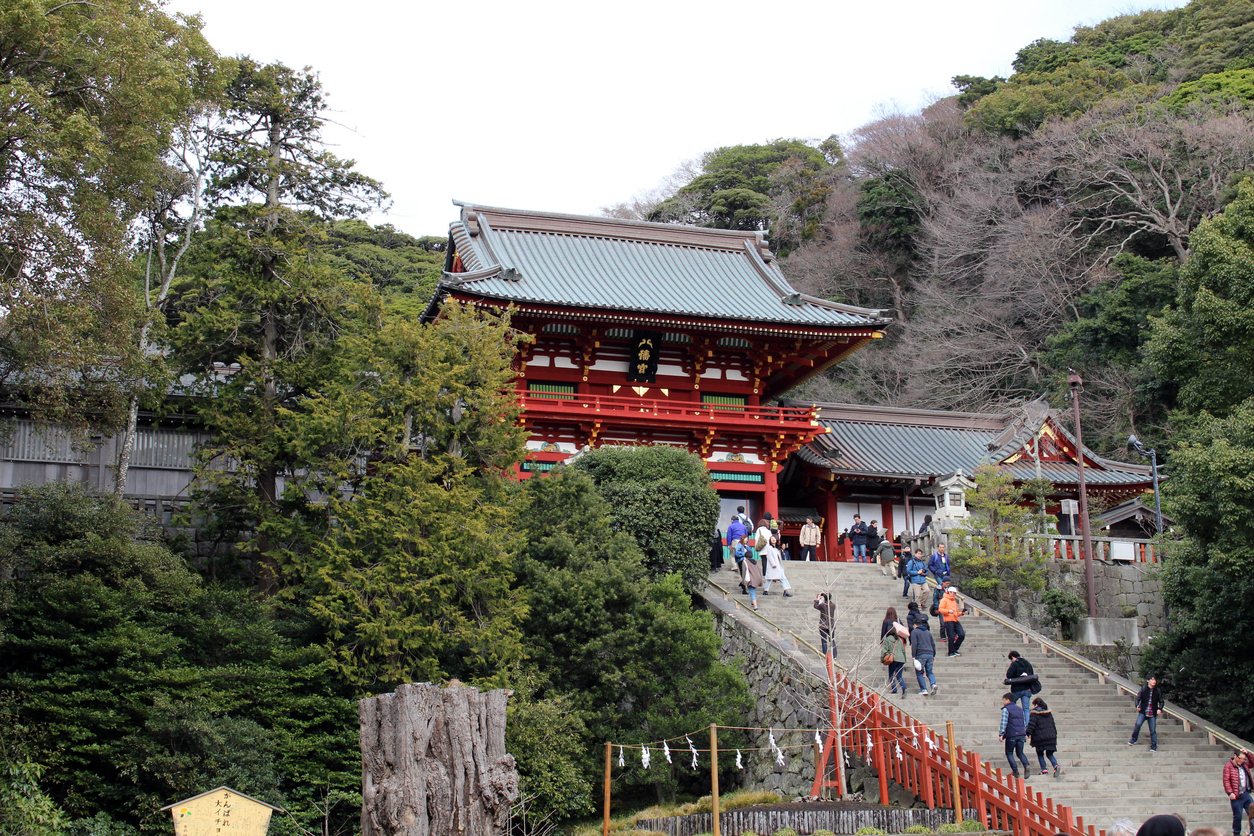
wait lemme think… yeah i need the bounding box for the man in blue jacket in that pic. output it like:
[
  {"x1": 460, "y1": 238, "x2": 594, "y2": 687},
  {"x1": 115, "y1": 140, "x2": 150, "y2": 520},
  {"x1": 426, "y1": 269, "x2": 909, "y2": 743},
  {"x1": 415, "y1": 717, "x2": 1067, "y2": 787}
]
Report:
[
  {"x1": 906, "y1": 549, "x2": 930, "y2": 609},
  {"x1": 849, "y1": 514, "x2": 868, "y2": 562},
  {"x1": 927, "y1": 542, "x2": 952, "y2": 582},
  {"x1": 999, "y1": 692, "x2": 1031, "y2": 780}
]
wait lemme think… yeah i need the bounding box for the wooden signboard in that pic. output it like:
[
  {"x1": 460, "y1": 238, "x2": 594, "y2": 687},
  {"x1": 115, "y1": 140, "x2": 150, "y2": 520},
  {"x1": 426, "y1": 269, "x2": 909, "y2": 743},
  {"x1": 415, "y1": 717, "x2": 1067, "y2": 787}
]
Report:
[{"x1": 161, "y1": 787, "x2": 281, "y2": 836}]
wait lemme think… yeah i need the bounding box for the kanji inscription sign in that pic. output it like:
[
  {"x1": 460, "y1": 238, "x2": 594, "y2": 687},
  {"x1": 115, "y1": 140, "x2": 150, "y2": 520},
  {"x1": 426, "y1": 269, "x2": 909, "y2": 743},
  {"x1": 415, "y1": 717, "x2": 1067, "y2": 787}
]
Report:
[
  {"x1": 162, "y1": 787, "x2": 280, "y2": 836},
  {"x1": 626, "y1": 330, "x2": 661, "y2": 384}
]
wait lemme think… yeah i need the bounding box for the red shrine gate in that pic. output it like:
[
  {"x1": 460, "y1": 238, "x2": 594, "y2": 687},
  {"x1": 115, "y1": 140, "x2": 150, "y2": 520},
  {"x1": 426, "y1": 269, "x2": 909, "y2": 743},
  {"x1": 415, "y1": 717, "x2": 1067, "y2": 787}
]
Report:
[{"x1": 423, "y1": 203, "x2": 890, "y2": 523}]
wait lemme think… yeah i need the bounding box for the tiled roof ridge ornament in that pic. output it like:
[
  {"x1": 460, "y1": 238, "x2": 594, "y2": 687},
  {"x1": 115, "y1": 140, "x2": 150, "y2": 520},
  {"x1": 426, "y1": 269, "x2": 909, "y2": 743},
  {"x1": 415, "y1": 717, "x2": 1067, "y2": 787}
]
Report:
[{"x1": 754, "y1": 232, "x2": 775, "y2": 263}]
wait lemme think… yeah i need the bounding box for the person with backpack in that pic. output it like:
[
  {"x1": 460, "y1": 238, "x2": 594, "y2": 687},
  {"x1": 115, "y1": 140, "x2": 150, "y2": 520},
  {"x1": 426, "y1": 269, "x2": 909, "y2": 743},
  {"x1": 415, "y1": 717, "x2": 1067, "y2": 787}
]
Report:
[
  {"x1": 906, "y1": 600, "x2": 926, "y2": 632},
  {"x1": 733, "y1": 534, "x2": 749, "y2": 595},
  {"x1": 1025, "y1": 697, "x2": 1061, "y2": 777},
  {"x1": 753, "y1": 518, "x2": 773, "y2": 554},
  {"x1": 1129, "y1": 673, "x2": 1163, "y2": 752},
  {"x1": 930, "y1": 578, "x2": 949, "y2": 617},
  {"x1": 910, "y1": 616, "x2": 937, "y2": 695},
  {"x1": 1004, "y1": 651, "x2": 1039, "y2": 716},
  {"x1": 881, "y1": 620, "x2": 908, "y2": 696},
  {"x1": 927, "y1": 542, "x2": 952, "y2": 582},
  {"x1": 877, "y1": 534, "x2": 896, "y2": 577},
  {"x1": 739, "y1": 536, "x2": 763, "y2": 612}
]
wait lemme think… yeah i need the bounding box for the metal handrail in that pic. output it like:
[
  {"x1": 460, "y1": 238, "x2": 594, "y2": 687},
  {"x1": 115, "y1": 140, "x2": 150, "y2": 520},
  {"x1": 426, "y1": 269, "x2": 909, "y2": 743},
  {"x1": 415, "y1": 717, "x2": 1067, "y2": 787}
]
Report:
[
  {"x1": 707, "y1": 577, "x2": 850, "y2": 672},
  {"x1": 933, "y1": 578, "x2": 1252, "y2": 751}
]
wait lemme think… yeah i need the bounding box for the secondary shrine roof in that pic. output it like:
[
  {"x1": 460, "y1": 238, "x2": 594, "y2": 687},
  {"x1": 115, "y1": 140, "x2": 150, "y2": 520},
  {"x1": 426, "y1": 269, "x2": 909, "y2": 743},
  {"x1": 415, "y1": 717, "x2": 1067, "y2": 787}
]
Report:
[
  {"x1": 427, "y1": 203, "x2": 890, "y2": 330},
  {"x1": 795, "y1": 399, "x2": 1153, "y2": 489}
]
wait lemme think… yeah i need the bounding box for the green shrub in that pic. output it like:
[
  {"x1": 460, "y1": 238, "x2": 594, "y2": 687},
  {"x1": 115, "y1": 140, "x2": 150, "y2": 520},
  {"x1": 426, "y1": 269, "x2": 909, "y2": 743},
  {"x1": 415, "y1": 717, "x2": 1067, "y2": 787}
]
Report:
[
  {"x1": 1042, "y1": 587, "x2": 1086, "y2": 639},
  {"x1": 959, "y1": 820, "x2": 987, "y2": 832},
  {"x1": 939, "y1": 824, "x2": 964, "y2": 834},
  {"x1": 905, "y1": 827, "x2": 933, "y2": 834},
  {"x1": 773, "y1": 829, "x2": 798, "y2": 836},
  {"x1": 856, "y1": 828, "x2": 888, "y2": 835},
  {"x1": 813, "y1": 831, "x2": 836, "y2": 836}
]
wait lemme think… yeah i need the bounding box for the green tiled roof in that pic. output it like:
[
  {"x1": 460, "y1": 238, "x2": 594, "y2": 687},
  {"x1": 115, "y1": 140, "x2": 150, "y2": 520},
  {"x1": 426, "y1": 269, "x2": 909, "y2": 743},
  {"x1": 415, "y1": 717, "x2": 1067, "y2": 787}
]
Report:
[
  {"x1": 796, "y1": 399, "x2": 1154, "y2": 488},
  {"x1": 430, "y1": 203, "x2": 889, "y2": 330}
]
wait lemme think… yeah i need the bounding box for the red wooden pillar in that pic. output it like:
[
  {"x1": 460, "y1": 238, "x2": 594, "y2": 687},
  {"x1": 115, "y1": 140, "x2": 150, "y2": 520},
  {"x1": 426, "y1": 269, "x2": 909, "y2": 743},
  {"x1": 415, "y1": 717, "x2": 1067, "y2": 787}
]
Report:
[
  {"x1": 765, "y1": 462, "x2": 780, "y2": 520},
  {"x1": 881, "y1": 500, "x2": 895, "y2": 541},
  {"x1": 871, "y1": 713, "x2": 889, "y2": 807}
]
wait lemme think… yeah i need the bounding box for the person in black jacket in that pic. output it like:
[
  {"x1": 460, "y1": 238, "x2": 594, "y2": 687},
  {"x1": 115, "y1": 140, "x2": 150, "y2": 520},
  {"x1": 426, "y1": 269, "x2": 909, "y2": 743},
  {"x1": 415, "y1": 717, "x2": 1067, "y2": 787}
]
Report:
[
  {"x1": 1129, "y1": 673, "x2": 1163, "y2": 751},
  {"x1": 1004, "y1": 651, "x2": 1038, "y2": 717},
  {"x1": 1025, "y1": 697, "x2": 1060, "y2": 777}
]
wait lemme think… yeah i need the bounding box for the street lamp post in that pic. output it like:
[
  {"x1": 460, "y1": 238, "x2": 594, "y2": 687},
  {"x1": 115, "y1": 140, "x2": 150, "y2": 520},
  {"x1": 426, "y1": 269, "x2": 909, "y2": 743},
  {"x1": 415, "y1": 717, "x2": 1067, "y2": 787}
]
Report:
[
  {"x1": 1126, "y1": 434, "x2": 1164, "y2": 534},
  {"x1": 1068, "y1": 373, "x2": 1097, "y2": 619}
]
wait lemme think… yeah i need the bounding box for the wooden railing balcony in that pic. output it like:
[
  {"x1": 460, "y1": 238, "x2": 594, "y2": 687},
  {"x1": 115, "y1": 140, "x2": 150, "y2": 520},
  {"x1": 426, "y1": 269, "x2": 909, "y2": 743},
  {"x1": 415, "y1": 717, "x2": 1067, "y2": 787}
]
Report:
[{"x1": 519, "y1": 393, "x2": 822, "y2": 430}]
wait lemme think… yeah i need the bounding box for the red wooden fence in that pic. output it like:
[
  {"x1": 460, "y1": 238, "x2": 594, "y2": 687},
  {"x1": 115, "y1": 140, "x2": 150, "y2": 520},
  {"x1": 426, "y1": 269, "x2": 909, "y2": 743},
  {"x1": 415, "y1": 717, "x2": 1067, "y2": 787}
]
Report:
[{"x1": 816, "y1": 666, "x2": 1104, "y2": 836}]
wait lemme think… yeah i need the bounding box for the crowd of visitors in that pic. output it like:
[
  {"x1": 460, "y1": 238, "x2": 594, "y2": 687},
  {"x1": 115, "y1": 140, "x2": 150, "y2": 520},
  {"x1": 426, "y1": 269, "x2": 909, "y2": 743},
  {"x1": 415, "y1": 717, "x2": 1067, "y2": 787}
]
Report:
[{"x1": 719, "y1": 516, "x2": 1251, "y2": 832}]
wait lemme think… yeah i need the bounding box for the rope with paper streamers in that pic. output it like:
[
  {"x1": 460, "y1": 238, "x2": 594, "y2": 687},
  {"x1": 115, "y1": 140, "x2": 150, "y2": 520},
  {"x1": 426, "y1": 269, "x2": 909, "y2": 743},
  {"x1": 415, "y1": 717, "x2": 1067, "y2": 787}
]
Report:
[
  {"x1": 607, "y1": 721, "x2": 941, "y2": 772},
  {"x1": 611, "y1": 721, "x2": 932, "y2": 751}
]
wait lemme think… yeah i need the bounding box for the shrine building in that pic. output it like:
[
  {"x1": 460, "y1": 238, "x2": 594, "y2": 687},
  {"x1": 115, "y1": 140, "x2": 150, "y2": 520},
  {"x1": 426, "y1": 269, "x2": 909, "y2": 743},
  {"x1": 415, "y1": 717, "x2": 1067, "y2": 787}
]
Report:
[
  {"x1": 423, "y1": 202, "x2": 889, "y2": 526},
  {"x1": 422, "y1": 202, "x2": 1155, "y2": 556},
  {"x1": 787, "y1": 398, "x2": 1155, "y2": 557}
]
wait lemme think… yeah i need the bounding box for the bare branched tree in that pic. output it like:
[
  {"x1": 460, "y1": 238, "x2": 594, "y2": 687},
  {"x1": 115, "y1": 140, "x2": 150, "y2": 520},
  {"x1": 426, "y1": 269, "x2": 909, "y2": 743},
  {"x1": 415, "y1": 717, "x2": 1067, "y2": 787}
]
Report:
[
  {"x1": 114, "y1": 110, "x2": 219, "y2": 495},
  {"x1": 1026, "y1": 100, "x2": 1254, "y2": 262}
]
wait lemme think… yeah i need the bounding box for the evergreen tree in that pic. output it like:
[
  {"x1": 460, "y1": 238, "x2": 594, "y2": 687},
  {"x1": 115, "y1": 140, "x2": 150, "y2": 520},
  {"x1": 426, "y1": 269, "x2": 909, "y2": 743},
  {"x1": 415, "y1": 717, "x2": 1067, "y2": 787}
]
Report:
[
  {"x1": 0, "y1": 483, "x2": 360, "y2": 836},
  {"x1": 949, "y1": 466, "x2": 1052, "y2": 605},
  {"x1": 1146, "y1": 177, "x2": 1254, "y2": 420},
  {"x1": 171, "y1": 59, "x2": 385, "y2": 589},
  {"x1": 572, "y1": 445, "x2": 720, "y2": 590},
  {"x1": 514, "y1": 469, "x2": 749, "y2": 806},
  {"x1": 292, "y1": 302, "x2": 530, "y2": 689},
  {"x1": 1141, "y1": 399, "x2": 1254, "y2": 739}
]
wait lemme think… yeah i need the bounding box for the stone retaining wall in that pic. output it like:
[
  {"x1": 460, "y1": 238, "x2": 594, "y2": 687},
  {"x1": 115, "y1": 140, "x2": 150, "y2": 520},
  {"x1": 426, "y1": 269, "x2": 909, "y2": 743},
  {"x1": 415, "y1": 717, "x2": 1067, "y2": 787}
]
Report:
[{"x1": 712, "y1": 608, "x2": 826, "y2": 798}]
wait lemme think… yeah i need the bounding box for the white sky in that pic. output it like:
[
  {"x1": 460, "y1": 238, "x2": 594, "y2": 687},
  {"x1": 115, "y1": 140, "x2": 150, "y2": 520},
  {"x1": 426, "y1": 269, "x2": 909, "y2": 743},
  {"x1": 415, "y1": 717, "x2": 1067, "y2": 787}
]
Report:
[{"x1": 167, "y1": 0, "x2": 1187, "y2": 238}]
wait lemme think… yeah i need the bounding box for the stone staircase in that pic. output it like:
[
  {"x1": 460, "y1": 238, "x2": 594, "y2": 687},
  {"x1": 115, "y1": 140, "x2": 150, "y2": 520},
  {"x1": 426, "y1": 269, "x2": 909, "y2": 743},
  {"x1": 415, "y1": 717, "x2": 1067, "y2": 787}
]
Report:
[{"x1": 707, "y1": 560, "x2": 1235, "y2": 831}]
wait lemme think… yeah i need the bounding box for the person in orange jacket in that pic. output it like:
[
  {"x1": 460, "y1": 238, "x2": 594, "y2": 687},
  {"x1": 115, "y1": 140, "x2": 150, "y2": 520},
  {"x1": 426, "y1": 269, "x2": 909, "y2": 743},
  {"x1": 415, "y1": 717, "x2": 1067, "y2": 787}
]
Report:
[{"x1": 938, "y1": 585, "x2": 966, "y2": 657}]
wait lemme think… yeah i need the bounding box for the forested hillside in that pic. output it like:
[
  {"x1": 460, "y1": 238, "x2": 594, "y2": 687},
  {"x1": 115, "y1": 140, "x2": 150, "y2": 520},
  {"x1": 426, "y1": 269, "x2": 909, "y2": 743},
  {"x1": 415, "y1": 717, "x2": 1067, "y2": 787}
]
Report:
[
  {"x1": 614, "y1": 0, "x2": 1254, "y2": 456},
  {"x1": 0, "y1": 4, "x2": 745, "y2": 834}
]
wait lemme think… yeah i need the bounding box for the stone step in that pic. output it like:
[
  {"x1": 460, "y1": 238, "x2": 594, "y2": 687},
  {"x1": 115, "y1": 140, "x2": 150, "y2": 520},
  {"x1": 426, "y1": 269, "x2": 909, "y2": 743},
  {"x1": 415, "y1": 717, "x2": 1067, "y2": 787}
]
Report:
[{"x1": 708, "y1": 561, "x2": 1241, "y2": 830}]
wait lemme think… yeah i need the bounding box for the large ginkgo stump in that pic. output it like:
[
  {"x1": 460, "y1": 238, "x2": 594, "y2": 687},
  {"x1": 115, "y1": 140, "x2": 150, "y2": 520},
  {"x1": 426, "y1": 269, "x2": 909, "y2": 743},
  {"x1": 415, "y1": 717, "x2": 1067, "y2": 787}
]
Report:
[{"x1": 359, "y1": 683, "x2": 518, "y2": 836}]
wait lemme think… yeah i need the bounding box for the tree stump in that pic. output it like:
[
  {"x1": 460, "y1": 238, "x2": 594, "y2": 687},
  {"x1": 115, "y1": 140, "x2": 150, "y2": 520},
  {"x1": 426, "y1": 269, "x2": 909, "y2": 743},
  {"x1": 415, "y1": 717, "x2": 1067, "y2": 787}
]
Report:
[{"x1": 359, "y1": 683, "x2": 518, "y2": 836}]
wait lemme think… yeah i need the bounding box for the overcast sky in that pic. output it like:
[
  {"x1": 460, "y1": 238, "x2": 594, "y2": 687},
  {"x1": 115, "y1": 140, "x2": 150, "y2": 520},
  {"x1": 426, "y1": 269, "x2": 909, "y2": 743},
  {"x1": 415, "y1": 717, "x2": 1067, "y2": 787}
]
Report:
[{"x1": 167, "y1": 0, "x2": 1187, "y2": 238}]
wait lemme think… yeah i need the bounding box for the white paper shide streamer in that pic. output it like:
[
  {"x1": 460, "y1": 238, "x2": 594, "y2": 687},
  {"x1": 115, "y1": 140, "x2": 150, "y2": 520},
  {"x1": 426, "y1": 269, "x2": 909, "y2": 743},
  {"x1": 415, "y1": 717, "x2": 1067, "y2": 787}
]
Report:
[
  {"x1": 663, "y1": 741, "x2": 672, "y2": 764},
  {"x1": 686, "y1": 736, "x2": 699, "y2": 770},
  {"x1": 895, "y1": 741, "x2": 903, "y2": 761},
  {"x1": 814, "y1": 729, "x2": 823, "y2": 753},
  {"x1": 618, "y1": 746, "x2": 624, "y2": 768},
  {"x1": 735, "y1": 749, "x2": 743, "y2": 769},
  {"x1": 642, "y1": 746, "x2": 651, "y2": 769},
  {"x1": 768, "y1": 730, "x2": 785, "y2": 767}
]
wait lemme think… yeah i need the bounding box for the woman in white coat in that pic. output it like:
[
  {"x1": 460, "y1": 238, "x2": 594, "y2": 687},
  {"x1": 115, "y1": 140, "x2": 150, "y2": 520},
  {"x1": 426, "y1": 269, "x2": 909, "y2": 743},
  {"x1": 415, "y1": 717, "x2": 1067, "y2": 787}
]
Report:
[{"x1": 762, "y1": 534, "x2": 793, "y2": 597}]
